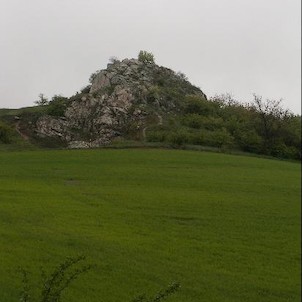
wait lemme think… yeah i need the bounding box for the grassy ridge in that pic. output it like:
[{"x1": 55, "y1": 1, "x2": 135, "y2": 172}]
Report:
[
  {"x1": 0, "y1": 106, "x2": 45, "y2": 117},
  {"x1": 0, "y1": 149, "x2": 300, "y2": 301}
]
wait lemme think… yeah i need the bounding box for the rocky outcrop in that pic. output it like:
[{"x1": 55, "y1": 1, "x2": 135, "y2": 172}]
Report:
[{"x1": 35, "y1": 58, "x2": 207, "y2": 148}]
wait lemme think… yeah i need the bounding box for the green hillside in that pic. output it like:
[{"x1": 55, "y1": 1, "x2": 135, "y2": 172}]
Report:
[{"x1": 0, "y1": 149, "x2": 300, "y2": 301}]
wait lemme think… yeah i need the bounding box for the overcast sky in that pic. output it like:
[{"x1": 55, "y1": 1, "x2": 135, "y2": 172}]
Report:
[{"x1": 0, "y1": 0, "x2": 300, "y2": 113}]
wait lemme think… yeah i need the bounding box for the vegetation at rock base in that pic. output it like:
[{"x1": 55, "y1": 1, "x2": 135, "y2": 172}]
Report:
[
  {"x1": 146, "y1": 94, "x2": 301, "y2": 159},
  {"x1": 47, "y1": 95, "x2": 70, "y2": 117},
  {"x1": 0, "y1": 149, "x2": 300, "y2": 301}
]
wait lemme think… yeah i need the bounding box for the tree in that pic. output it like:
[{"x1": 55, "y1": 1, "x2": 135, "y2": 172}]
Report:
[
  {"x1": 252, "y1": 94, "x2": 291, "y2": 153},
  {"x1": 109, "y1": 56, "x2": 120, "y2": 64},
  {"x1": 176, "y1": 71, "x2": 188, "y2": 81},
  {"x1": 35, "y1": 93, "x2": 49, "y2": 106},
  {"x1": 138, "y1": 50, "x2": 155, "y2": 64},
  {"x1": 47, "y1": 95, "x2": 69, "y2": 116}
]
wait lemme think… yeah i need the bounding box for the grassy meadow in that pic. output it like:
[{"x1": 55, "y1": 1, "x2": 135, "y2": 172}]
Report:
[{"x1": 0, "y1": 149, "x2": 300, "y2": 301}]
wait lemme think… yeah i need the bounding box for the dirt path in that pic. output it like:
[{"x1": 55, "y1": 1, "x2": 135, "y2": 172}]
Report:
[
  {"x1": 142, "y1": 112, "x2": 163, "y2": 139},
  {"x1": 15, "y1": 121, "x2": 29, "y2": 140}
]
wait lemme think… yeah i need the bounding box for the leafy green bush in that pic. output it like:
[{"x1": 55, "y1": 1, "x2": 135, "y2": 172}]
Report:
[
  {"x1": 0, "y1": 121, "x2": 13, "y2": 143},
  {"x1": 47, "y1": 95, "x2": 69, "y2": 117},
  {"x1": 167, "y1": 130, "x2": 190, "y2": 146},
  {"x1": 184, "y1": 95, "x2": 216, "y2": 116},
  {"x1": 182, "y1": 114, "x2": 203, "y2": 129},
  {"x1": 146, "y1": 86, "x2": 161, "y2": 103},
  {"x1": 182, "y1": 114, "x2": 223, "y2": 130},
  {"x1": 203, "y1": 128, "x2": 234, "y2": 148},
  {"x1": 270, "y1": 142, "x2": 300, "y2": 159},
  {"x1": 233, "y1": 128, "x2": 262, "y2": 153},
  {"x1": 138, "y1": 50, "x2": 155, "y2": 64},
  {"x1": 187, "y1": 132, "x2": 205, "y2": 145},
  {"x1": 146, "y1": 84, "x2": 193, "y2": 110},
  {"x1": 279, "y1": 115, "x2": 301, "y2": 150},
  {"x1": 146, "y1": 130, "x2": 168, "y2": 142}
]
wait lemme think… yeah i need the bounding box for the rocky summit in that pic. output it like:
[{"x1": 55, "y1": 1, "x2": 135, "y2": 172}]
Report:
[{"x1": 35, "y1": 58, "x2": 207, "y2": 148}]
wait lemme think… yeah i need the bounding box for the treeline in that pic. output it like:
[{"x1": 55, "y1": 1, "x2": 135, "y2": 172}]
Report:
[{"x1": 147, "y1": 94, "x2": 301, "y2": 160}]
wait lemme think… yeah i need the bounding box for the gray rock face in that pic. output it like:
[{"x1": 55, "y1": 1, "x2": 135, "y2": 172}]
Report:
[
  {"x1": 90, "y1": 72, "x2": 111, "y2": 94},
  {"x1": 35, "y1": 57, "x2": 207, "y2": 148},
  {"x1": 36, "y1": 93, "x2": 131, "y2": 148},
  {"x1": 36, "y1": 116, "x2": 68, "y2": 138}
]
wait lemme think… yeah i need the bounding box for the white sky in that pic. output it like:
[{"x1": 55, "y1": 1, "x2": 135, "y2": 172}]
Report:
[{"x1": 0, "y1": 0, "x2": 301, "y2": 113}]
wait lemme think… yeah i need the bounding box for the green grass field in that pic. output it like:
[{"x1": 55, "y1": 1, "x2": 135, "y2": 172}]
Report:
[{"x1": 0, "y1": 149, "x2": 300, "y2": 301}]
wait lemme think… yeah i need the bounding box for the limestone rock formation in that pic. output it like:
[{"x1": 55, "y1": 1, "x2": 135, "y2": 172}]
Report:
[{"x1": 35, "y1": 58, "x2": 207, "y2": 148}]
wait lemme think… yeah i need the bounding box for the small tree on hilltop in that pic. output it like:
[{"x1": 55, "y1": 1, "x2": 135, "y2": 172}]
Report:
[
  {"x1": 109, "y1": 56, "x2": 120, "y2": 64},
  {"x1": 176, "y1": 71, "x2": 188, "y2": 81},
  {"x1": 35, "y1": 93, "x2": 49, "y2": 106},
  {"x1": 138, "y1": 50, "x2": 155, "y2": 64}
]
